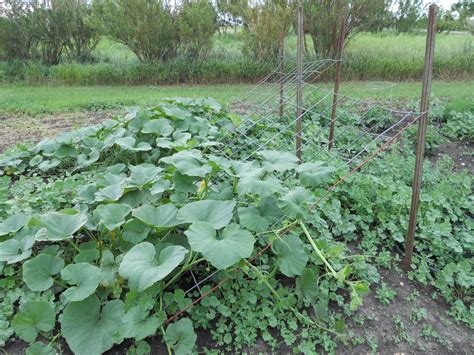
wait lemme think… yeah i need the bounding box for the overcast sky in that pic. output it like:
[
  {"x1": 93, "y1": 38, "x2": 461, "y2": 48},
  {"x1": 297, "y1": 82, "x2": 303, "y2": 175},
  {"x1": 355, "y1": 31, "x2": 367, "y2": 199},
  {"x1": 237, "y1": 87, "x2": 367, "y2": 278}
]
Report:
[{"x1": 430, "y1": 0, "x2": 460, "y2": 9}]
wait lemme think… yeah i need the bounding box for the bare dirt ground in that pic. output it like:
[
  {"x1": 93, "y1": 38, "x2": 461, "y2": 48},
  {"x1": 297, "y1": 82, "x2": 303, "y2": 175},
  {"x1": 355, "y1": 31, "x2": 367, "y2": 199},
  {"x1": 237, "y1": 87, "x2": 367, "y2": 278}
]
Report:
[
  {"x1": 343, "y1": 267, "x2": 473, "y2": 354},
  {"x1": 429, "y1": 140, "x2": 474, "y2": 175},
  {"x1": 0, "y1": 111, "x2": 114, "y2": 153}
]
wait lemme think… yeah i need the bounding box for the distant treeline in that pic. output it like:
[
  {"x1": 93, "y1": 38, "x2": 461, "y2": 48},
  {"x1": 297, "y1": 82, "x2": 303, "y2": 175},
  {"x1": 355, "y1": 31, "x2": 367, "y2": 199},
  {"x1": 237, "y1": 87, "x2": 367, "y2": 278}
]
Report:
[{"x1": 0, "y1": 1, "x2": 472, "y2": 84}]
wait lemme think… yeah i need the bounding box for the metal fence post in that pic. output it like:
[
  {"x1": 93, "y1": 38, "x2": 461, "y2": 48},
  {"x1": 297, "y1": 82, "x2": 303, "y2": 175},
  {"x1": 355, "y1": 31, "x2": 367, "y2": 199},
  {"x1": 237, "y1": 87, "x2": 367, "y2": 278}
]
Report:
[
  {"x1": 402, "y1": 4, "x2": 437, "y2": 271},
  {"x1": 328, "y1": 13, "x2": 346, "y2": 150},
  {"x1": 279, "y1": 31, "x2": 285, "y2": 119},
  {"x1": 296, "y1": 3, "x2": 303, "y2": 161}
]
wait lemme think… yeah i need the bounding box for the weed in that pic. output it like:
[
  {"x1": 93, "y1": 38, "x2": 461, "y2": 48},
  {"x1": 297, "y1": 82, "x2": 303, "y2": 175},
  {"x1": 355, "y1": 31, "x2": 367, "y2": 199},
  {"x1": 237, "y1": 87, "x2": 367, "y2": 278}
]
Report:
[{"x1": 376, "y1": 282, "x2": 397, "y2": 305}]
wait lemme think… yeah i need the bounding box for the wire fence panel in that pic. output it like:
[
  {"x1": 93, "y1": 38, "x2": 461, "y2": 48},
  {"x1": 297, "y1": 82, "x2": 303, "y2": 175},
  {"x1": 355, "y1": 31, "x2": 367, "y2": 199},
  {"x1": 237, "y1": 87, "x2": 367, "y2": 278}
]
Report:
[{"x1": 164, "y1": 59, "x2": 424, "y2": 325}]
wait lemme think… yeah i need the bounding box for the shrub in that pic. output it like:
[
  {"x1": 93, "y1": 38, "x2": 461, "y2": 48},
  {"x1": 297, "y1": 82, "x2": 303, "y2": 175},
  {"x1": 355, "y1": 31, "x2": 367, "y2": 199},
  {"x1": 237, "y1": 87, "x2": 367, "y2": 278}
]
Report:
[
  {"x1": 177, "y1": 0, "x2": 217, "y2": 59},
  {"x1": 93, "y1": 0, "x2": 179, "y2": 63},
  {"x1": 242, "y1": 1, "x2": 294, "y2": 62},
  {"x1": 303, "y1": 0, "x2": 389, "y2": 58},
  {"x1": 62, "y1": 0, "x2": 101, "y2": 63},
  {"x1": 0, "y1": 1, "x2": 37, "y2": 61}
]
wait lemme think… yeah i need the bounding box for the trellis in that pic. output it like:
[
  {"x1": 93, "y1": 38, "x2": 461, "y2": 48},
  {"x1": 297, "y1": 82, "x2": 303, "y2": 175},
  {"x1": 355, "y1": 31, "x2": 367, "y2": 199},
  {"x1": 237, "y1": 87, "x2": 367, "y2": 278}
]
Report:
[{"x1": 164, "y1": 3, "x2": 437, "y2": 325}]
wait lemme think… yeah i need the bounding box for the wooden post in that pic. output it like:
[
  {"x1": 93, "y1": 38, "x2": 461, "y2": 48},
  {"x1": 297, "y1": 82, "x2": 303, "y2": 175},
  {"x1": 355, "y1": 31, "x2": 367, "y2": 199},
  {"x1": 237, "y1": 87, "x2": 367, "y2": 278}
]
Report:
[
  {"x1": 296, "y1": 3, "x2": 303, "y2": 161},
  {"x1": 328, "y1": 12, "x2": 346, "y2": 150},
  {"x1": 279, "y1": 31, "x2": 285, "y2": 119},
  {"x1": 402, "y1": 4, "x2": 437, "y2": 271}
]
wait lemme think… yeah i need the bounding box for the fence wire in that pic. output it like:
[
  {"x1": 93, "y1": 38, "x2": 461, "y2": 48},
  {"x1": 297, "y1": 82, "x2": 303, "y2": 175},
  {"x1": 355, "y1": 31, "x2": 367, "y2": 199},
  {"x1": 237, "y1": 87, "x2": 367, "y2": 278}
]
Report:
[{"x1": 164, "y1": 60, "x2": 423, "y2": 324}]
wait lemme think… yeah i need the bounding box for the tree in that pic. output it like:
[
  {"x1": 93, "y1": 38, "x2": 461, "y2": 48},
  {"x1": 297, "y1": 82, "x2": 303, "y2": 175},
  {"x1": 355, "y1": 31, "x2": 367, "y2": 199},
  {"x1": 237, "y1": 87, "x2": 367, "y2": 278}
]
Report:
[
  {"x1": 93, "y1": 0, "x2": 178, "y2": 63},
  {"x1": 242, "y1": 0, "x2": 294, "y2": 62},
  {"x1": 303, "y1": 0, "x2": 391, "y2": 58},
  {"x1": 177, "y1": 0, "x2": 217, "y2": 59},
  {"x1": 0, "y1": 0, "x2": 38, "y2": 61},
  {"x1": 31, "y1": 0, "x2": 72, "y2": 65},
  {"x1": 215, "y1": 0, "x2": 245, "y2": 35},
  {"x1": 93, "y1": 0, "x2": 216, "y2": 63},
  {"x1": 394, "y1": 0, "x2": 423, "y2": 33},
  {"x1": 62, "y1": 0, "x2": 100, "y2": 62}
]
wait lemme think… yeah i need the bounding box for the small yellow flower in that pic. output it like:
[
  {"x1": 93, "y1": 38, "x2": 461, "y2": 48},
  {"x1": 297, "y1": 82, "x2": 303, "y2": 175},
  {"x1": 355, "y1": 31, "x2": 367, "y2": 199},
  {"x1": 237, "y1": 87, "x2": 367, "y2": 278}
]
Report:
[{"x1": 198, "y1": 180, "x2": 206, "y2": 194}]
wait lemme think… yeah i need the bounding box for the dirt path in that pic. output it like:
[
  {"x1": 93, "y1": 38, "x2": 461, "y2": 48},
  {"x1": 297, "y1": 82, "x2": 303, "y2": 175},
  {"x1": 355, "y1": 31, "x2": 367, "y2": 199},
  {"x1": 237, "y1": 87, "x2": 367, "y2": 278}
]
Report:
[{"x1": 0, "y1": 111, "x2": 115, "y2": 153}]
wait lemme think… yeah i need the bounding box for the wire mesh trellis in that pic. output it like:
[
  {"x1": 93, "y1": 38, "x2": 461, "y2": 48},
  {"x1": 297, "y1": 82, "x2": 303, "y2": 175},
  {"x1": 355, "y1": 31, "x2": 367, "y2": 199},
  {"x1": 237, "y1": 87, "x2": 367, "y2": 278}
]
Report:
[{"x1": 163, "y1": 59, "x2": 425, "y2": 325}]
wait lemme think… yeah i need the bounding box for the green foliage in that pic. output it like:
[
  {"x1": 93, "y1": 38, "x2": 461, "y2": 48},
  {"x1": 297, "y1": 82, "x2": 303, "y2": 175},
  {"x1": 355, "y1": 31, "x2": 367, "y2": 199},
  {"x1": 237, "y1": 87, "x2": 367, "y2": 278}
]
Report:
[
  {"x1": 177, "y1": 0, "x2": 217, "y2": 59},
  {"x1": 0, "y1": 98, "x2": 364, "y2": 353},
  {"x1": 375, "y1": 282, "x2": 397, "y2": 305},
  {"x1": 93, "y1": 0, "x2": 216, "y2": 63},
  {"x1": 302, "y1": 0, "x2": 389, "y2": 57},
  {"x1": 0, "y1": 2, "x2": 37, "y2": 61},
  {"x1": 395, "y1": 0, "x2": 423, "y2": 33},
  {"x1": 241, "y1": 1, "x2": 294, "y2": 62}
]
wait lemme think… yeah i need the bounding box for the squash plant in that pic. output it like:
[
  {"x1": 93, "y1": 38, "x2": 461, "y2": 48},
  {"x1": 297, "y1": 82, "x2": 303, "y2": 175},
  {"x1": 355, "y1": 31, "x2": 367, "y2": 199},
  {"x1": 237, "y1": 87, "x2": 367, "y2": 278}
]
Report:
[{"x1": 0, "y1": 98, "x2": 372, "y2": 353}]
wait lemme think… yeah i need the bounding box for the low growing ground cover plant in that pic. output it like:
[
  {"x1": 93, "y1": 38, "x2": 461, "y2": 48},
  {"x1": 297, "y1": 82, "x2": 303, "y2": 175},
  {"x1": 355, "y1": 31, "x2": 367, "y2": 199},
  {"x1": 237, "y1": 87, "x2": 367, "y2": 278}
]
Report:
[{"x1": 0, "y1": 98, "x2": 377, "y2": 353}]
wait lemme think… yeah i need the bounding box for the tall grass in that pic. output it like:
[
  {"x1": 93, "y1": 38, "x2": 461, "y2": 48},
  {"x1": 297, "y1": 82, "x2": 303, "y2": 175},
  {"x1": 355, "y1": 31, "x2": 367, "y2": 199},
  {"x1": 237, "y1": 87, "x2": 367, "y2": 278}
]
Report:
[{"x1": 0, "y1": 32, "x2": 472, "y2": 85}]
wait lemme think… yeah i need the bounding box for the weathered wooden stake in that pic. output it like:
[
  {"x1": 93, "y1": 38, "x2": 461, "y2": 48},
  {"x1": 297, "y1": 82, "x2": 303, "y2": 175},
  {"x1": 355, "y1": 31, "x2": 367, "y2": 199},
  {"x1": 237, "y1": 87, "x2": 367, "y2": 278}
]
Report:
[
  {"x1": 328, "y1": 12, "x2": 346, "y2": 150},
  {"x1": 402, "y1": 4, "x2": 437, "y2": 271},
  {"x1": 279, "y1": 31, "x2": 285, "y2": 119},
  {"x1": 296, "y1": 3, "x2": 303, "y2": 161}
]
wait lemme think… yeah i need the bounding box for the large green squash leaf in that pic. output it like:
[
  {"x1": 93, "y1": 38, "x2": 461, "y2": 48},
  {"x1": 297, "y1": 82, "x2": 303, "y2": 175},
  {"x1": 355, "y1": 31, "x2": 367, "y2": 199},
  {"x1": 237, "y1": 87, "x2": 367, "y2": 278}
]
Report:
[
  {"x1": 277, "y1": 187, "x2": 313, "y2": 219},
  {"x1": 273, "y1": 235, "x2": 308, "y2": 277},
  {"x1": 119, "y1": 242, "x2": 188, "y2": 292},
  {"x1": 122, "y1": 306, "x2": 165, "y2": 341},
  {"x1": 237, "y1": 170, "x2": 282, "y2": 197},
  {"x1": 35, "y1": 210, "x2": 87, "y2": 241},
  {"x1": 177, "y1": 200, "x2": 235, "y2": 229},
  {"x1": 0, "y1": 214, "x2": 30, "y2": 236},
  {"x1": 127, "y1": 164, "x2": 163, "y2": 188},
  {"x1": 258, "y1": 150, "x2": 299, "y2": 172},
  {"x1": 296, "y1": 268, "x2": 319, "y2": 302},
  {"x1": 0, "y1": 229, "x2": 35, "y2": 264},
  {"x1": 12, "y1": 301, "x2": 55, "y2": 342},
  {"x1": 26, "y1": 342, "x2": 56, "y2": 355},
  {"x1": 237, "y1": 206, "x2": 270, "y2": 233},
  {"x1": 132, "y1": 204, "x2": 180, "y2": 231},
  {"x1": 165, "y1": 318, "x2": 197, "y2": 355},
  {"x1": 161, "y1": 150, "x2": 211, "y2": 177},
  {"x1": 122, "y1": 219, "x2": 151, "y2": 244},
  {"x1": 23, "y1": 254, "x2": 64, "y2": 291},
  {"x1": 61, "y1": 295, "x2": 125, "y2": 355},
  {"x1": 185, "y1": 222, "x2": 255, "y2": 269},
  {"x1": 60, "y1": 263, "x2": 102, "y2": 302},
  {"x1": 142, "y1": 118, "x2": 173, "y2": 136},
  {"x1": 296, "y1": 162, "x2": 336, "y2": 187},
  {"x1": 95, "y1": 203, "x2": 132, "y2": 230}
]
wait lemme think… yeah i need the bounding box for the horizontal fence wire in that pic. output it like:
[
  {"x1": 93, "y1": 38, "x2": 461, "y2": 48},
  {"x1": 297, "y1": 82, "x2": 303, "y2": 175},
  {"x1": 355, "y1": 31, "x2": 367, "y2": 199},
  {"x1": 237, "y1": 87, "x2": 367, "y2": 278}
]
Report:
[{"x1": 164, "y1": 60, "x2": 423, "y2": 325}]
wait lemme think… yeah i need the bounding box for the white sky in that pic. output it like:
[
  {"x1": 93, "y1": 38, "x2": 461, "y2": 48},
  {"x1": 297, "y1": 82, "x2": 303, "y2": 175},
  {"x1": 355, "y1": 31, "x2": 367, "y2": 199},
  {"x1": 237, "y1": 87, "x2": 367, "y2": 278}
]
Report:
[{"x1": 430, "y1": 0, "x2": 460, "y2": 10}]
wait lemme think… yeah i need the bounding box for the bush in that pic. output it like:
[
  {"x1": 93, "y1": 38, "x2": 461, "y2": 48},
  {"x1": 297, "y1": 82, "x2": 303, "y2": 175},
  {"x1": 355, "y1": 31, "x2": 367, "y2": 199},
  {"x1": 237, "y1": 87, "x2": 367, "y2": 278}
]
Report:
[
  {"x1": 177, "y1": 0, "x2": 217, "y2": 59},
  {"x1": 0, "y1": 1, "x2": 37, "y2": 61},
  {"x1": 93, "y1": 0, "x2": 216, "y2": 63},
  {"x1": 62, "y1": 0, "x2": 100, "y2": 63},
  {"x1": 93, "y1": 0, "x2": 178, "y2": 63},
  {"x1": 242, "y1": 1, "x2": 294, "y2": 62}
]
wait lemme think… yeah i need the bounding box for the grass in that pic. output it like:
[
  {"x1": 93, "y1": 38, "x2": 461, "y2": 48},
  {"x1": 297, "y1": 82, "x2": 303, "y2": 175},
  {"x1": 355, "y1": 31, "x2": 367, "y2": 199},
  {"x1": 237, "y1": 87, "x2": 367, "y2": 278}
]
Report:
[
  {"x1": 1, "y1": 81, "x2": 473, "y2": 116},
  {"x1": 1, "y1": 32, "x2": 472, "y2": 85}
]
